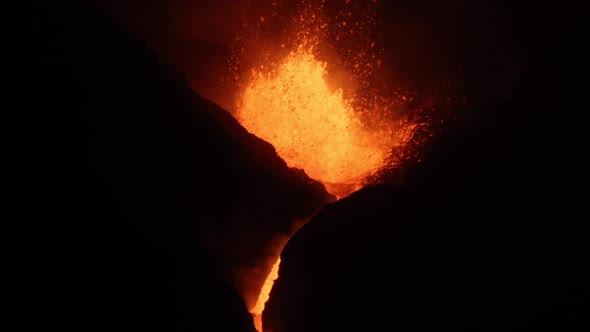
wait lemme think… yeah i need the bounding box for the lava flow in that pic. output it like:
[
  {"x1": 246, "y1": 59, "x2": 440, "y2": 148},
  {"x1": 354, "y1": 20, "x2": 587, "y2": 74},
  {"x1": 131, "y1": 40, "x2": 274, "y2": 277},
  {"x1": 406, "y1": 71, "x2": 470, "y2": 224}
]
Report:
[{"x1": 251, "y1": 257, "x2": 281, "y2": 332}]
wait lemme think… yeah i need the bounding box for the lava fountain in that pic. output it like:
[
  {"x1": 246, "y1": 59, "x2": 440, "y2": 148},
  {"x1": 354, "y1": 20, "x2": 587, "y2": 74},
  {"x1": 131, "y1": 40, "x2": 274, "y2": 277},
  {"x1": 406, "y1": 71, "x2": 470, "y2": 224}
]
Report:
[
  {"x1": 231, "y1": 0, "x2": 421, "y2": 199},
  {"x1": 237, "y1": 43, "x2": 393, "y2": 198}
]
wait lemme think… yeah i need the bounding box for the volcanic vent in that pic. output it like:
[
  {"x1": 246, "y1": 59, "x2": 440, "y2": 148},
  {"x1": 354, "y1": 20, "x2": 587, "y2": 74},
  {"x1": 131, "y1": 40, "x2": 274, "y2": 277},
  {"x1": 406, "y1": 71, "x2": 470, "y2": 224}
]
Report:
[
  {"x1": 74, "y1": 0, "x2": 444, "y2": 331},
  {"x1": 225, "y1": 2, "x2": 434, "y2": 331}
]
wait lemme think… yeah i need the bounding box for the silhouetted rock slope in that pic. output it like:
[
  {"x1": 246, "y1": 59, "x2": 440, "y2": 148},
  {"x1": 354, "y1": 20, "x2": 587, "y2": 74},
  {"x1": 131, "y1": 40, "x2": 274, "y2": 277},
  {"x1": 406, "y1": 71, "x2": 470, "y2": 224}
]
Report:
[
  {"x1": 265, "y1": 2, "x2": 587, "y2": 332},
  {"x1": 33, "y1": 1, "x2": 333, "y2": 331}
]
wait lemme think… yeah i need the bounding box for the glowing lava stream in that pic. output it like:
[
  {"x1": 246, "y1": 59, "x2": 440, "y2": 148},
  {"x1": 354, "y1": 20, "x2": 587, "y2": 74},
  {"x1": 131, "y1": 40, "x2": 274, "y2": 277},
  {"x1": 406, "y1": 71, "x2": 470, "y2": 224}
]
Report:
[
  {"x1": 237, "y1": 45, "x2": 394, "y2": 198},
  {"x1": 251, "y1": 257, "x2": 281, "y2": 332}
]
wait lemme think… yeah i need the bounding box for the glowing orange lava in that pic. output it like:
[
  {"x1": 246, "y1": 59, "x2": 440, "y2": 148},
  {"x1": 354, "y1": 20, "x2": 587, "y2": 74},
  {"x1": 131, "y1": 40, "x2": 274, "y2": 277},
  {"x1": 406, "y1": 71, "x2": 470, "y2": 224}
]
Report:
[
  {"x1": 231, "y1": 2, "x2": 433, "y2": 330},
  {"x1": 237, "y1": 44, "x2": 394, "y2": 197},
  {"x1": 251, "y1": 257, "x2": 281, "y2": 332}
]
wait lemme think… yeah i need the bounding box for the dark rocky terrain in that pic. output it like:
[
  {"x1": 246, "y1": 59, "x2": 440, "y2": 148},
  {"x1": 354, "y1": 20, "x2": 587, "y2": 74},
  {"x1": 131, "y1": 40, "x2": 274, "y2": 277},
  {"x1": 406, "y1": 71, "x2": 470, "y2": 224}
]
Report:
[{"x1": 32, "y1": 1, "x2": 333, "y2": 330}]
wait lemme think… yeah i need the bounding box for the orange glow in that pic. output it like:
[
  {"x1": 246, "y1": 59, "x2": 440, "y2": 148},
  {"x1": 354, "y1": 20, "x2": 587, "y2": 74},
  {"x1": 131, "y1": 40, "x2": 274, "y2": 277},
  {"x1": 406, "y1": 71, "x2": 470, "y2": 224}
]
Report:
[
  {"x1": 227, "y1": 1, "x2": 429, "y2": 198},
  {"x1": 237, "y1": 44, "x2": 395, "y2": 198},
  {"x1": 251, "y1": 257, "x2": 281, "y2": 332}
]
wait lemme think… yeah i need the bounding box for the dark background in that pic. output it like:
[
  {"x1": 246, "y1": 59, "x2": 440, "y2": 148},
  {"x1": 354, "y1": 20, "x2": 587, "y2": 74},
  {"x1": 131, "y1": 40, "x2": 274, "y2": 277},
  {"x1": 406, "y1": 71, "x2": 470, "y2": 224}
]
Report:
[{"x1": 30, "y1": 1, "x2": 586, "y2": 331}]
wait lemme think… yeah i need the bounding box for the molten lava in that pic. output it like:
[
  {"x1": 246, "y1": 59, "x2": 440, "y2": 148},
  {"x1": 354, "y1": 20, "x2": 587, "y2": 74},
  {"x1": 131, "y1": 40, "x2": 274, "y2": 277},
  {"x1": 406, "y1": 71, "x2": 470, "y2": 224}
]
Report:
[
  {"x1": 237, "y1": 44, "x2": 394, "y2": 197},
  {"x1": 251, "y1": 257, "x2": 281, "y2": 332},
  {"x1": 231, "y1": 2, "x2": 435, "y2": 331}
]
